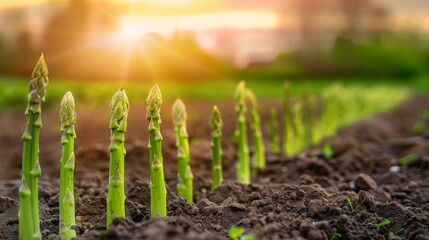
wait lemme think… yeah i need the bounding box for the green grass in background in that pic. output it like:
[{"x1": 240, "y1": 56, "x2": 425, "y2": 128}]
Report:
[{"x1": 0, "y1": 76, "x2": 427, "y2": 114}]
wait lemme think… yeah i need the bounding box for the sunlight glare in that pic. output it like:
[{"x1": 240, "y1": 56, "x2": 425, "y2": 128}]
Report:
[{"x1": 125, "y1": 0, "x2": 200, "y2": 6}]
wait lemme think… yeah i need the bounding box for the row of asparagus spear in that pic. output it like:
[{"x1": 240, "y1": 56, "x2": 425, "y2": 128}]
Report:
[
  {"x1": 19, "y1": 55, "x2": 273, "y2": 240},
  {"x1": 19, "y1": 54, "x2": 407, "y2": 239}
]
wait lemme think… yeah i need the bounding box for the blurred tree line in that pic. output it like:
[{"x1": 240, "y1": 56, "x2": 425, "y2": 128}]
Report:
[{"x1": 0, "y1": 0, "x2": 428, "y2": 81}]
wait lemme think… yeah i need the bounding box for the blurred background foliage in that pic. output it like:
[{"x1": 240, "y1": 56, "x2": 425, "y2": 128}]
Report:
[{"x1": 0, "y1": 0, "x2": 428, "y2": 82}]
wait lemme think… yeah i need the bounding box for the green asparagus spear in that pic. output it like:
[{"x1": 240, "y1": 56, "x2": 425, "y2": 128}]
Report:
[
  {"x1": 59, "y1": 92, "x2": 77, "y2": 239},
  {"x1": 282, "y1": 81, "x2": 292, "y2": 156},
  {"x1": 172, "y1": 99, "x2": 193, "y2": 202},
  {"x1": 269, "y1": 107, "x2": 280, "y2": 154},
  {"x1": 146, "y1": 84, "x2": 167, "y2": 217},
  {"x1": 210, "y1": 106, "x2": 223, "y2": 190},
  {"x1": 234, "y1": 81, "x2": 250, "y2": 184},
  {"x1": 19, "y1": 54, "x2": 48, "y2": 240},
  {"x1": 107, "y1": 87, "x2": 129, "y2": 228},
  {"x1": 246, "y1": 89, "x2": 265, "y2": 170}
]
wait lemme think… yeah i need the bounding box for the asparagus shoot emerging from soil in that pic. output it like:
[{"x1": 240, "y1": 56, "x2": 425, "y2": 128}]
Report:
[
  {"x1": 282, "y1": 81, "x2": 291, "y2": 156},
  {"x1": 107, "y1": 87, "x2": 129, "y2": 228},
  {"x1": 19, "y1": 54, "x2": 48, "y2": 240},
  {"x1": 172, "y1": 99, "x2": 193, "y2": 202},
  {"x1": 246, "y1": 89, "x2": 266, "y2": 170},
  {"x1": 234, "y1": 81, "x2": 250, "y2": 184},
  {"x1": 59, "y1": 92, "x2": 77, "y2": 239},
  {"x1": 210, "y1": 106, "x2": 223, "y2": 190},
  {"x1": 146, "y1": 84, "x2": 167, "y2": 217},
  {"x1": 269, "y1": 107, "x2": 280, "y2": 154}
]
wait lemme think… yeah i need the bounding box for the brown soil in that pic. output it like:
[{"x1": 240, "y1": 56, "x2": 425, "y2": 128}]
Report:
[{"x1": 0, "y1": 97, "x2": 428, "y2": 240}]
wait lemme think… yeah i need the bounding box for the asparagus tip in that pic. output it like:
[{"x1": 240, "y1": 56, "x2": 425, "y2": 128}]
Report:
[
  {"x1": 172, "y1": 99, "x2": 187, "y2": 125},
  {"x1": 60, "y1": 92, "x2": 76, "y2": 131},
  {"x1": 210, "y1": 105, "x2": 222, "y2": 136},
  {"x1": 32, "y1": 53, "x2": 49, "y2": 79}
]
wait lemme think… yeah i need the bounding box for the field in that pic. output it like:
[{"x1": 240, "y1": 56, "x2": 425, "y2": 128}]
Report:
[{"x1": 0, "y1": 72, "x2": 429, "y2": 239}]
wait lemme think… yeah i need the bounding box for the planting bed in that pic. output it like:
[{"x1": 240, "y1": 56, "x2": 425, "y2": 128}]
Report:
[{"x1": 0, "y1": 96, "x2": 429, "y2": 239}]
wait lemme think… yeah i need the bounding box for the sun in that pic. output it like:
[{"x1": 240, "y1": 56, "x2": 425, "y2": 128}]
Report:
[{"x1": 124, "y1": 0, "x2": 200, "y2": 5}]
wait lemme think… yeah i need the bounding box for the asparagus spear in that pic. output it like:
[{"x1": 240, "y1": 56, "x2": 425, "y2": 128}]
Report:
[
  {"x1": 19, "y1": 54, "x2": 48, "y2": 240},
  {"x1": 146, "y1": 84, "x2": 167, "y2": 217},
  {"x1": 210, "y1": 106, "x2": 223, "y2": 190},
  {"x1": 269, "y1": 107, "x2": 280, "y2": 154},
  {"x1": 246, "y1": 89, "x2": 266, "y2": 170},
  {"x1": 107, "y1": 87, "x2": 129, "y2": 228},
  {"x1": 59, "y1": 92, "x2": 77, "y2": 239},
  {"x1": 234, "y1": 81, "x2": 250, "y2": 184},
  {"x1": 172, "y1": 99, "x2": 193, "y2": 202},
  {"x1": 282, "y1": 81, "x2": 291, "y2": 156}
]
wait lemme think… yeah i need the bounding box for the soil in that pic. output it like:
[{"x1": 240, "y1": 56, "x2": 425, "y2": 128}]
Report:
[{"x1": 0, "y1": 96, "x2": 428, "y2": 240}]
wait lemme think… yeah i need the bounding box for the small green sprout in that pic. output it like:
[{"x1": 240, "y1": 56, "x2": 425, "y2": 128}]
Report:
[
  {"x1": 330, "y1": 231, "x2": 342, "y2": 240},
  {"x1": 323, "y1": 144, "x2": 334, "y2": 159},
  {"x1": 376, "y1": 220, "x2": 391, "y2": 228},
  {"x1": 228, "y1": 226, "x2": 257, "y2": 240},
  {"x1": 393, "y1": 228, "x2": 405, "y2": 236},
  {"x1": 412, "y1": 121, "x2": 425, "y2": 134},
  {"x1": 347, "y1": 197, "x2": 355, "y2": 212},
  {"x1": 369, "y1": 160, "x2": 376, "y2": 172},
  {"x1": 399, "y1": 154, "x2": 418, "y2": 166}
]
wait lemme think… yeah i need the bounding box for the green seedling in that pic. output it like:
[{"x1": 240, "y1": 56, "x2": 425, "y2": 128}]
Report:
[
  {"x1": 376, "y1": 220, "x2": 391, "y2": 228},
  {"x1": 330, "y1": 231, "x2": 342, "y2": 240},
  {"x1": 369, "y1": 160, "x2": 376, "y2": 172},
  {"x1": 347, "y1": 197, "x2": 355, "y2": 212},
  {"x1": 19, "y1": 54, "x2": 48, "y2": 240},
  {"x1": 210, "y1": 106, "x2": 223, "y2": 190},
  {"x1": 172, "y1": 99, "x2": 193, "y2": 202},
  {"x1": 228, "y1": 226, "x2": 257, "y2": 240},
  {"x1": 234, "y1": 81, "x2": 250, "y2": 184},
  {"x1": 393, "y1": 228, "x2": 405, "y2": 236},
  {"x1": 59, "y1": 92, "x2": 77, "y2": 239},
  {"x1": 147, "y1": 85, "x2": 167, "y2": 217},
  {"x1": 399, "y1": 154, "x2": 418, "y2": 166},
  {"x1": 323, "y1": 144, "x2": 334, "y2": 159},
  {"x1": 107, "y1": 87, "x2": 129, "y2": 228},
  {"x1": 269, "y1": 107, "x2": 280, "y2": 154},
  {"x1": 412, "y1": 121, "x2": 425, "y2": 134},
  {"x1": 246, "y1": 89, "x2": 265, "y2": 171}
]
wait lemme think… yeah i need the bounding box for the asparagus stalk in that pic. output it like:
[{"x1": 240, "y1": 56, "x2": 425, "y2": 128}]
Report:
[
  {"x1": 61, "y1": 189, "x2": 76, "y2": 239},
  {"x1": 172, "y1": 99, "x2": 193, "y2": 202},
  {"x1": 146, "y1": 84, "x2": 167, "y2": 217},
  {"x1": 246, "y1": 89, "x2": 265, "y2": 170},
  {"x1": 210, "y1": 106, "x2": 223, "y2": 190},
  {"x1": 282, "y1": 81, "x2": 292, "y2": 156},
  {"x1": 107, "y1": 87, "x2": 129, "y2": 228},
  {"x1": 234, "y1": 81, "x2": 250, "y2": 184},
  {"x1": 19, "y1": 54, "x2": 48, "y2": 240},
  {"x1": 269, "y1": 107, "x2": 280, "y2": 154},
  {"x1": 59, "y1": 92, "x2": 77, "y2": 239}
]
